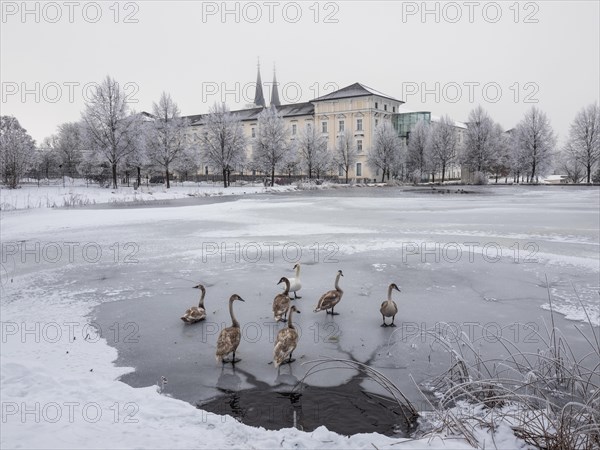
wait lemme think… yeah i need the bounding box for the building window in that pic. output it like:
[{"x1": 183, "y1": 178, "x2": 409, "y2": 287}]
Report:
[
  {"x1": 356, "y1": 118, "x2": 363, "y2": 131},
  {"x1": 338, "y1": 165, "x2": 343, "y2": 177},
  {"x1": 357, "y1": 140, "x2": 363, "y2": 152},
  {"x1": 251, "y1": 127, "x2": 256, "y2": 138},
  {"x1": 375, "y1": 119, "x2": 379, "y2": 127},
  {"x1": 322, "y1": 121, "x2": 328, "y2": 133},
  {"x1": 307, "y1": 122, "x2": 312, "y2": 132},
  {"x1": 393, "y1": 106, "x2": 396, "y2": 113},
  {"x1": 375, "y1": 102, "x2": 378, "y2": 109},
  {"x1": 356, "y1": 163, "x2": 362, "y2": 177},
  {"x1": 339, "y1": 120, "x2": 345, "y2": 132},
  {"x1": 292, "y1": 124, "x2": 297, "y2": 135},
  {"x1": 384, "y1": 104, "x2": 388, "y2": 111},
  {"x1": 205, "y1": 166, "x2": 209, "y2": 175}
]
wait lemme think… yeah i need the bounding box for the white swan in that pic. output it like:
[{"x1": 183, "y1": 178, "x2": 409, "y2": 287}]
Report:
[
  {"x1": 273, "y1": 305, "x2": 301, "y2": 368},
  {"x1": 287, "y1": 263, "x2": 302, "y2": 299},
  {"x1": 314, "y1": 270, "x2": 344, "y2": 315},
  {"x1": 215, "y1": 294, "x2": 245, "y2": 364},
  {"x1": 380, "y1": 283, "x2": 400, "y2": 327},
  {"x1": 181, "y1": 284, "x2": 207, "y2": 323}
]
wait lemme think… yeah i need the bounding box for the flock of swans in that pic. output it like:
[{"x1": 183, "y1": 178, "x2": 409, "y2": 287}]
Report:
[{"x1": 180, "y1": 263, "x2": 401, "y2": 368}]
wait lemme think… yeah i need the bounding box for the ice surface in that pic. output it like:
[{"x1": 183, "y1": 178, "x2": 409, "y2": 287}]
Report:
[{"x1": 1, "y1": 185, "x2": 598, "y2": 448}]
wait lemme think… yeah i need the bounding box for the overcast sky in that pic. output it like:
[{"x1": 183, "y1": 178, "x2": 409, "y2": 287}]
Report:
[{"x1": 2, "y1": 1, "x2": 599, "y2": 145}]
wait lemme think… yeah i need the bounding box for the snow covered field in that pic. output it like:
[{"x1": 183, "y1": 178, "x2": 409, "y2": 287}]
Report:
[
  {"x1": 0, "y1": 181, "x2": 300, "y2": 210},
  {"x1": 1, "y1": 185, "x2": 598, "y2": 449}
]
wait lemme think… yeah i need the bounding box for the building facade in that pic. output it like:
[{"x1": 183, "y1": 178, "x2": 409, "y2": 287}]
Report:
[{"x1": 185, "y1": 67, "x2": 464, "y2": 183}]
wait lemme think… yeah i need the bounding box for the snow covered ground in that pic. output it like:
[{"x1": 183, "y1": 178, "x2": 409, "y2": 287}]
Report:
[
  {"x1": 0, "y1": 181, "x2": 301, "y2": 210},
  {"x1": 1, "y1": 185, "x2": 598, "y2": 449}
]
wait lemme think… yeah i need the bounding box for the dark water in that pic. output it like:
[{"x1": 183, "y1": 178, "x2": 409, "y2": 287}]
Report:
[{"x1": 196, "y1": 367, "x2": 417, "y2": 436}]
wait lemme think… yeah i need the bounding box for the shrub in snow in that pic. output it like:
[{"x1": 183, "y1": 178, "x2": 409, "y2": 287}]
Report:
[{"x1": 472, "y1": 171, "x2": 488, "y2": 185}]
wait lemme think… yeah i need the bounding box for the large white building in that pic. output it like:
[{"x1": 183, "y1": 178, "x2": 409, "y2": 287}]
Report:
[{"x1": 185, "y1": 66, "x2": 465, "y2": 183}]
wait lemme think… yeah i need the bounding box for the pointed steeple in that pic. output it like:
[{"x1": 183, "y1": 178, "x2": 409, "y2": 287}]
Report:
[
  {"x1": 270, "y1": 64, "x2": 281, "y2": 107},
  {"x1": 254, "y1": 58, "x2": 266, "y2": 108}
]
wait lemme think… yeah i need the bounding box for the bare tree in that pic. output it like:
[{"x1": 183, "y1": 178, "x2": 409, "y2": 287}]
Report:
[
  {"x1": 146, "y1": 92, "x2": 189, "y2": 188},
  {"x1": 253, "y1": 105, "x2": 289, "y2": 187},
  {"x1": 200, "y1": 103, "x2": 247, "y2": 188},
  {"x1": 174, "y1": 146, "x2": 201, "y2": 182},
  {"x1": 406, "y1": 119, "x2": 430, "y2": 183},
  {"x1": 461, "y1": 106, "x2": 498, "y2": 177},
  {"x1": 488, "y1": 125, "x2": 511, "y2": 183},
  {"x1": 368, "y1": 121, "x2": 403, "y2": 182},
  {"x1": 0, "y1": 116, "x2": 36, "y2": 188},
  {"x1": 82, "y1": 75, "x2": 144, "y2": 189},
  {"x1": 565, "y1": 103, "x2": 599, "y2": 183},
  {"x1": 427, "y1": 116, "x2": 458, "y2": 184},
  {"x1": 558, "y1": 145, "x2": 586, "y2": 183},
  {"x1": 514, "y1": 106, "x2": 556, "y2": 182},
  {"x1": 334, "y1": 129, "x2": 357, "y2": 184},
  {"x1": 297, "y1": 124, "x2": 328, "y2": 178},
  {"x1": 55, "y1": 122, "x2": 84, "y2": 178}
]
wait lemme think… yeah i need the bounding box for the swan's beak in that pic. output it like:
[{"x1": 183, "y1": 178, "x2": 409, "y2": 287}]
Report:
[
  {"x1": 192, "y1": 285, "x2": 200, "y2": 289},
  {"x1": 296, "y1": 310, "x2": 301, "y2": 314},
  {"x1": 239, "y1": 298, "x2": 245, "y2": 302}
]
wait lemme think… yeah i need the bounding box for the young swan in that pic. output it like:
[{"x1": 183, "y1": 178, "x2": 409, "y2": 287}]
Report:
[
  {"x1": 273, "y1": 277, "x2": 291, "y2": 322},
  {"x1": 181, "y1": 284, "x2": 207, "y2": 323},
  {"x1": 314, "y1": 270, "x2": 344, "y2": 315},
  {"x1": 215, "y1": 294, "x2": 245, "y2": 364},
  {"x1": 380, "y1": 283, "x2": 400, "y2": 327},
  {"x1": 273, "y1": 305, "x2": 301, "y2": 368},
  {"x1": 287, "y1": 263, "x2": 302, "y2": 299}
]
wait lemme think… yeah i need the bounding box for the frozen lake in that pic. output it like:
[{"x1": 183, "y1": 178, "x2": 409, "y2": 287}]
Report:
[{"x1": 3, "y1": 185, "x2": 598, "y2": 437}]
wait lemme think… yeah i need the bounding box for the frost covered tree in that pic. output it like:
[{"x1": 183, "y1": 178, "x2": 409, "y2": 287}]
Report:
[
  {"x1": 461, "y1": 106, "x2": 498, "y2": 178},
  {"x1": 253, "y1": 105, "x2": 289, "y2": 187},
  {"x1": 82, "y1": 76, "x2": 144, "y2": 189},
  {"x1": 0, "y1": 116, "x2": 36, "y2": 188},
  {"x1": 427, "y1": 116, "x2": 458, "y2": 184},
  {"x1": 297, "y1": 124, "x2": 328, "y2": 178},
  {"x1": 368, "y1": 121, "x2": 403, "y2": 182},
  {"x1": 557, "y1": 146, "x2": 586, "y2": 183},
  {"x1": 200, "y1": 103, "x2": 247, "y2": 188},
  {"x1": 174, "y1": 146, "x2": 201, "y2": 182},
  {"x1": 146, "y1": 93, "x2": 189, "y2": 188},
  {"x1": 406, "y1": 119, "x2": 430, "y2": 183},
  {"x1": 564, "y1": 103, "x2": 599, "y2": 183},
  {"x1": 488, "y1": 125, "x2": 511, "y2": 183},
  {"x1": 55, "y1": 122, "x2": 84, "y2": 178},
  {"x1": 514, "y1": 107, "x2": 556, "y2": 182},
  {"x1": 334, "y1": 129, "x2": 357, "y2": 184}
]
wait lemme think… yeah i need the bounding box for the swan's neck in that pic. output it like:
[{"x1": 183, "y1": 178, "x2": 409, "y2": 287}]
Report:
[
  {"x1": 387, "y1": 285, "x2": 394, "y2": 303},
  {"x1": 287, "y1": 308, "x2": 295, "y2": 329},
  {"x1": 283, "y1": 278, "x2": 290, "y2": 294},
  {"x1": 295, "y1": 265, "x2": 301, "y2": 279},
  {"x1": 229, "y1": 298, "x2": 239, "y2": 327},
  {"x1": 335, "y1": 273, "x2": 343, "y2": 292},
  {"x1": 198, "y1": 290, "x2": 205, "y2": 308}
]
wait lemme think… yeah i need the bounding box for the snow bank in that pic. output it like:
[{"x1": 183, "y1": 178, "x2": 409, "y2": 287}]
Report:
[{"x1": 0, "y1": 183, "x2": 299, "y2": 211}]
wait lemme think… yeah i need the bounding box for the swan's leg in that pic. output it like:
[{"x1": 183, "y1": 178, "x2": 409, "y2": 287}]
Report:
[
  {"x1": 390, "y1": 315, "x2": 397, "y2": 327},
  {"x1": 330, "y1": 305, "x2": 340, "y2": 316},
  {"x1": 294, "y1": 292, "x2": 301, "y2": 299},
  {"x1": 381, "y1": 315, "x2": 388, "y2": 327},
  {"x1": 224, "y1": 351, "x2": 241, "y2": 364},
  {"x1": 281, "y1": 352, "x2": 295, "y2": 365}
]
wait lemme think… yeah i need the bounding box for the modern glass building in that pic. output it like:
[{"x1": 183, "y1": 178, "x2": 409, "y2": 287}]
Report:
[{"x1": 391, "y1": 111, "x2": 431, "y2": 144}]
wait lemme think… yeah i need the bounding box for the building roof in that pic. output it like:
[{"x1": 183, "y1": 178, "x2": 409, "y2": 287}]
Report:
[
  {"x1": 186, "y1": 102, "x2": 314, "y2": 126},
  {"x1": 311, "y1": 82, "x2": 404, "y2": 104}
]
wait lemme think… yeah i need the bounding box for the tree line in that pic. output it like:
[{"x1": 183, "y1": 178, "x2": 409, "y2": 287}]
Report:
[{"x1": 1, "y1": 75, "x2": 598, "y2": 189}]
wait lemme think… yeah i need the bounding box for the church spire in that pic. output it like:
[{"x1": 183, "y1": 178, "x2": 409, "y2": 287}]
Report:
[
  {"x1": 254, "y1": 58, "x2": 266, "y2": 108},
  {"x1": 270, "y1": 64, "x2": 281, "y2": 107}
]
